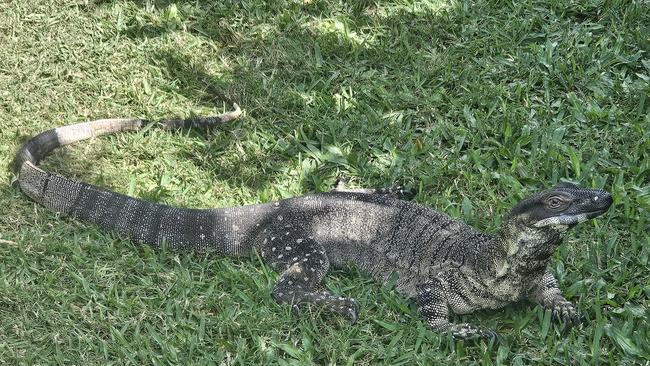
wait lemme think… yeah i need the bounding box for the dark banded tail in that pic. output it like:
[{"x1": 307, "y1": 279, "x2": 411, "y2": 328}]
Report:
[{"x1": 14, "y1": 104, "x2": 255, "y2": 256}]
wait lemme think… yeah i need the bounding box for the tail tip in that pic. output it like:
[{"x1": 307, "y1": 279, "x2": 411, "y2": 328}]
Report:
[
  {"x1": 221, "y1": 103, "x2": 242, "y2": 123},
  {"x1": 231, "y1": 103, "x2": 242, "y2": 118}
]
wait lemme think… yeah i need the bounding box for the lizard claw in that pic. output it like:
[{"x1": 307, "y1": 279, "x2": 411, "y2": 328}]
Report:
[
  {"x1": 578, "y1": 313, "x2": 587, "y2": 325},
  {"x1": 291, "y1": 303, "x2": 304, "y2": 315}
]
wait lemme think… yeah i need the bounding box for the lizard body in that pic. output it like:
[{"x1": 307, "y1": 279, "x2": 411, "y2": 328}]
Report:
[{"x1": 14, "y1": 105, "x2": 613, "y2": 340}]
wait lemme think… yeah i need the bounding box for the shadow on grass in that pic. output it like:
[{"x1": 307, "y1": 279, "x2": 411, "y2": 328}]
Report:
[
  {"x1": 95, "y1": 1, "x2": 455, "y2": 194},
  {"x1": 75, "y1": 0, "x2": 648, "y2": 200}
]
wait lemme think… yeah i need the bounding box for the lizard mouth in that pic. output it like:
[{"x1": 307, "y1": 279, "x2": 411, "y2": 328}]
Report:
[
  {"x1": 583, "y1": 209, "x2": 608, "y2": 219},
  {"x1": 565, "y1": 194, "x2": 614, "y2": 222},
  {"x1": 556, "y1": 206, "x2": 611, "y2": 224},
  {"x1": 534, "y1": 208, "x2": 609, "y2": 228},
  {"x1": 561, "y1": 208, "x2": 609, "y2": 222}
]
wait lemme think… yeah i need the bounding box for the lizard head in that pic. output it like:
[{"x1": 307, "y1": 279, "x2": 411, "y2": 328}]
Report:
[
  {"x1": 496, "y1": 182, "x2": 612, "y2": 270},
  {"x1": 508, "y1": 182, "x2": 613, "y2": 230}
]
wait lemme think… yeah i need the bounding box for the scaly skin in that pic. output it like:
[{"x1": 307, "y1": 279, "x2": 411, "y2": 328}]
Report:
[{"x1": 14, "y1": 106, "x2": 613, "y2": 340}]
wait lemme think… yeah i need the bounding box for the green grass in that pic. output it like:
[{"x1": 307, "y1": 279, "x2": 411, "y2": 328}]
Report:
[{"x1": 1, "y1": 0, "x2": 648, "y2": 364}]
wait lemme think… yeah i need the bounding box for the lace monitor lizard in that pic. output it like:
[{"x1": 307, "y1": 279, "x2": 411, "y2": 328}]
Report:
[{"x1": 14, "y1": 104, "x2": 613, "y2": 340}]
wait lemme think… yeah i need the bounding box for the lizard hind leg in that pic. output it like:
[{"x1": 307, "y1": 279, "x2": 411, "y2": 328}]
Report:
[
  {"x1": 418, "y1": 278, "x2": 499, "y2": 341},
  {"x1": 260, "y1": 231, "x2": 359, "y2": 323}
]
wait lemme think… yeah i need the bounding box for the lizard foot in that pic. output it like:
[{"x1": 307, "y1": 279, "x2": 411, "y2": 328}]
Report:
[
  {"x1": 331, "y1": 296, "x2": 360, "y2": 324},
  {"x1": 288, "y1": 293, "x2": 360, "y2": 324},
  {"x1": 331, "y1": 177, "x2": 414, "y2": 200},
  {"x1": 447, "y1": 323, "x2": 500, "y2": 342},
  {"x1": 548, "y1": 299, "x2": 584, "y2": 331},
  {"x1": 375, "y1": 186, "x2": 416, "y2": 200}
]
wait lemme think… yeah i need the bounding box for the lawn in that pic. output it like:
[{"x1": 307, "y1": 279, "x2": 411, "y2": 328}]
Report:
[{"x1": 1, "y1": 0, "x2": 648, "y2": 364}]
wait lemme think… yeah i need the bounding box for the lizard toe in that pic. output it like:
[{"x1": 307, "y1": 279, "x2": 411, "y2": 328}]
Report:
[
  {"x1": 483, "y1": 328, "x2": 500, "y2": 342},
  {"x1": 339, "y1": 298, "x2": 360, "y2": 324}
]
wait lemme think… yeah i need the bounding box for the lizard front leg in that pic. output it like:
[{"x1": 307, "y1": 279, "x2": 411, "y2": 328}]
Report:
[
  {"x1": 417, "y1": 278, "x2": 498, "y2": 341},
  {"x1": 527, "y1": 270, "x2": 584, "y2": 327}
]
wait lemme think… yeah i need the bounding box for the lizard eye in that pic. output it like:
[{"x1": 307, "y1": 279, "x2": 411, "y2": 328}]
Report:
[{"x1": 547, "y1": 197, "x2": 564, "y2": 209}]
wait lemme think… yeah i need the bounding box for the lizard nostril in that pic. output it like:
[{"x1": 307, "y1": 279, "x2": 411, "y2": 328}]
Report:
[{"x1": 595, "y1": 191, "x2": 614, "y2": 209}]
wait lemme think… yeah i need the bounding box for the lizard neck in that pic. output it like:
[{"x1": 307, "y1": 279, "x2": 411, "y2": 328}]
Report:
[{"x1": 494, "y1": 218, "x2": 566, "y2": 278}]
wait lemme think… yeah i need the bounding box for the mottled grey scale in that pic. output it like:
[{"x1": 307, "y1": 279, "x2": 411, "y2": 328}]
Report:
[
  {"x1": 387, "y1": 214, "x2": 421, "y2": 268},
  {"x1": 125, "y1": 196, "x2": 159, "y2": 246},
  {"x1": 113, "y1": 195, "x2": 145, "y2": 237},
  {"x1": 158, "y1": 208, "x2": 212, "y2": 252},
  {"x1": 429, "y1": 221, "x2": 467, "y2": 261},
  {"x1": 42, "y1": 172, "x2": 82, "y2": 214},
  {"x1": 86, "y1": 187, "x2": 131, "y2": 231},
  {"x1": 408, "y1": 213, "x2": 449, "y2": 267},
  {"x1": 15, "y1": 104, "x2": 613, "y2": 341},
  {"x1": 456, "y1": 271, "x2": 491, "y2": 305}
]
